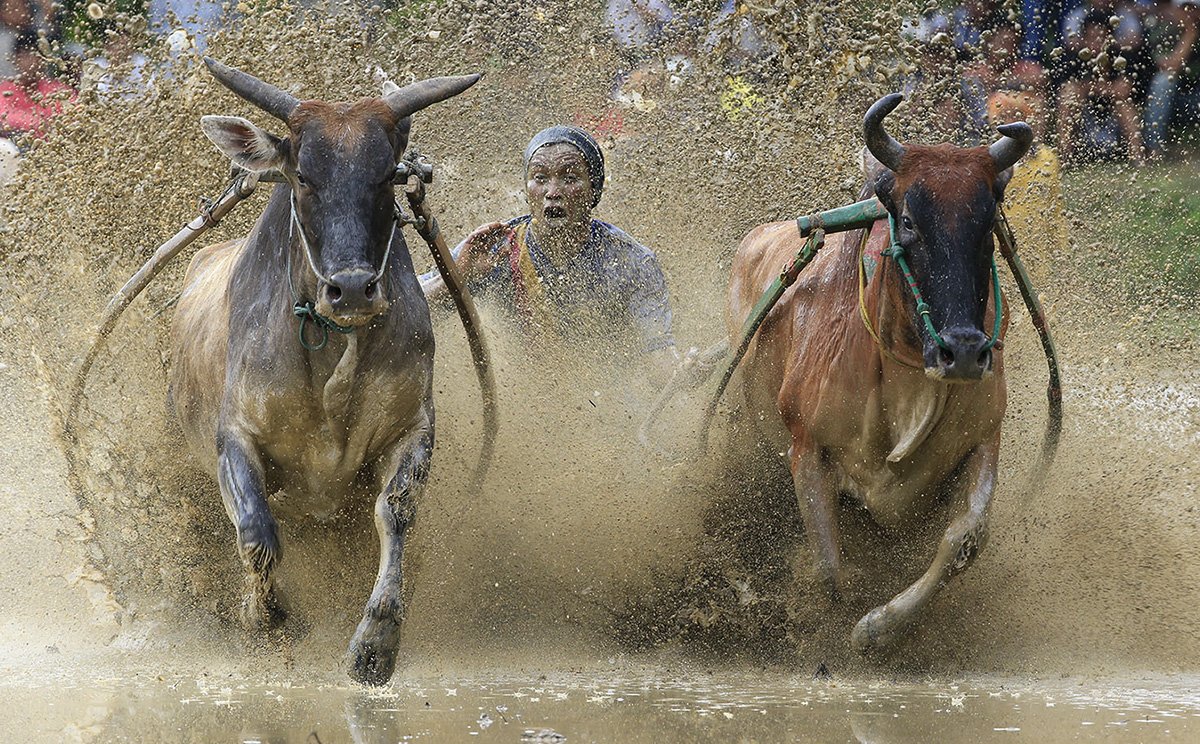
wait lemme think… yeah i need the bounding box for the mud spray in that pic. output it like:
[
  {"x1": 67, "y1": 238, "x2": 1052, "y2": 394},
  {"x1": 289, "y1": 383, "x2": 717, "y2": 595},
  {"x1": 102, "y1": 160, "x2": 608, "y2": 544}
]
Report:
[{"x1": 1, "y1": 0, "x2": 1199, "y2": 723}]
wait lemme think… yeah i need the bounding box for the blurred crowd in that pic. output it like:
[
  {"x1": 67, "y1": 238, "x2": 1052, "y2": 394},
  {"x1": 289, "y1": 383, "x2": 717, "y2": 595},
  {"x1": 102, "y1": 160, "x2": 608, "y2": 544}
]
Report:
[
  {"x1": 0, "y1": 0, "x2": 222, "y2": 156},
  {"x1": 902, "y1": 0, "x2": 1200, "y2": 164},
  {"x1": 3, "y1": 0, "x2": 1200, "y2": 166},
  {"x1": 606, "y1": 0, "x2": 1200, "y2": 165},
  {"x1": 0, "y1": 0, "x2": 70, "y2": 149}
]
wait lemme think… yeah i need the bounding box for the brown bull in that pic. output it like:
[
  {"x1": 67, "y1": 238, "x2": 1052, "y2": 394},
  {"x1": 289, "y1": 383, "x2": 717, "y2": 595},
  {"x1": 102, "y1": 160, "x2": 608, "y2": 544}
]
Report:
[
  {"x1": 726, "y1": 93, "x2": 1031, "y2": 653},
  {"x1": 171, "y1": 59, "x2": 479, "y2": 685}
]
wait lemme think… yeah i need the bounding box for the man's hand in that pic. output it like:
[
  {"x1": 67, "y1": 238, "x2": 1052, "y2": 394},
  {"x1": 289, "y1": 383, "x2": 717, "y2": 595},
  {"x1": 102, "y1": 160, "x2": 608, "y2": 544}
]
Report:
[{"x1": 459, "y1": 221, "x2": 513, "y2": 279}]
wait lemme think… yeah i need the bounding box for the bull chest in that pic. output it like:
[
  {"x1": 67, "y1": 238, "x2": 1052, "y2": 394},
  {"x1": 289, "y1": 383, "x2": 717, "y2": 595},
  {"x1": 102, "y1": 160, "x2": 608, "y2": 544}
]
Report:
[
  {"x1": 835, "y1": 372, "x2": 1006, "y2": 528},
  {"x1": 232, "y1": 328, "x2": 434, "y2": 515}
]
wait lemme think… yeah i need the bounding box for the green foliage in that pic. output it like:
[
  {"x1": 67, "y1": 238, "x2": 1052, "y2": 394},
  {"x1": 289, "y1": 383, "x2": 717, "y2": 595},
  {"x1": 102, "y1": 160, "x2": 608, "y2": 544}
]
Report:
[
  {"x1": 1064, "y1": 161, "x2": 1200, "y2": 315},
  {"x1": 58, "y1": 0, "x2": 148, "y2": 49}
]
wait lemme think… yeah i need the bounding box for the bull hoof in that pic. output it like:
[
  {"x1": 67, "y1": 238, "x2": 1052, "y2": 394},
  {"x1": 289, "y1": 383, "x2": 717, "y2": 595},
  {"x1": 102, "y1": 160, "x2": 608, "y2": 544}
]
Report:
[
  {"x1": 347, "y1": 615, "x2": 402, "y2": 686},
  {"x1": 237, "y1": 517, "x2": 281, "y2": 574},
  {"x1": 850, "y1": 607, "x2": 896, "y2": 656},
  {"x1": 240, "y1": 589, "x2": 287, "y2": 632}
]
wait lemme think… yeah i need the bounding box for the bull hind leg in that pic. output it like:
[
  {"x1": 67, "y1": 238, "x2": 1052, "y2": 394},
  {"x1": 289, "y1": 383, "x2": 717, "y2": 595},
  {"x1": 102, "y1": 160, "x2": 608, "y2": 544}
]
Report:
[
  {"x1": 216, "y1": 432, "x2": 285, "y2": 630},
  {"x1": 347, "y1": 412, "x2": 434, "y2": 686},
  {"x1": 850, "y1": 435, "x2": 1000, "y2": 655}
]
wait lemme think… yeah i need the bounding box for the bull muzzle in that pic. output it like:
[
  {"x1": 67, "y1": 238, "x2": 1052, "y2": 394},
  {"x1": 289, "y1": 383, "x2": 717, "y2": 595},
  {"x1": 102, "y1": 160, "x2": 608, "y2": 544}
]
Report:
[
  {"x1": 317, "y1": 268, "x2": 389, "y2": 326},
  {"x1": 926, "y1": 326, "x2": 994, "y2": 382}
]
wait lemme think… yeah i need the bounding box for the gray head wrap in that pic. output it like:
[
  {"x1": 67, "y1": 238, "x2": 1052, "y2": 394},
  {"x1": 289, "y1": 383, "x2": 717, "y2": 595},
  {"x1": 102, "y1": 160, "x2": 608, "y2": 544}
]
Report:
[{"x1": 523, "y1": 125, "x2": 605, "y2": 207}]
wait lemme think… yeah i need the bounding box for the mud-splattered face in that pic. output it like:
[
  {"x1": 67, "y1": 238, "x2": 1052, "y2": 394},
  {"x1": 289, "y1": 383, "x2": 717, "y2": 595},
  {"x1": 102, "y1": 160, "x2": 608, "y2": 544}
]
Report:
[
  {"x1": 525, "y1": 143, "x2": 593, "y2": 232},
  {"x1": 287, "y1": 101, "x2": 403, "y2": 325}
]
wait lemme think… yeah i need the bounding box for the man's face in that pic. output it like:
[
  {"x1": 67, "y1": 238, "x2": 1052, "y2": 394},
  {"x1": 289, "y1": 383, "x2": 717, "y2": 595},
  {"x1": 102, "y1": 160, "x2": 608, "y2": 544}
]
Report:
[{"x1": 526, "y1": 143, "x2": 593, "y2": 231}]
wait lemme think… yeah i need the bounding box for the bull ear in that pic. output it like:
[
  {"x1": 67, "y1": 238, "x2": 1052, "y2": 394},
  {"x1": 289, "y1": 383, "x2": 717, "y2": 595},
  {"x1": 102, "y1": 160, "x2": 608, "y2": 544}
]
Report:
[
  {"x1": 993, "y1": 167, "x2": 1014, "y2": 203},
  {"x1": 200, "y1": 115, "x2": 287, "y2": 172},
  {"x1": 873, "y1": 169, "x2": 898, "y2": 214}
]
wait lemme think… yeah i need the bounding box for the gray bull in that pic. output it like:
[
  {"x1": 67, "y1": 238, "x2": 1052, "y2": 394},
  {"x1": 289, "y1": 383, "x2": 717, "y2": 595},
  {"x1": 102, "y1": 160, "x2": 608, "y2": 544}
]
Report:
[{"x1": 170, "y1": 59, "x2": 479, "y2": 685}]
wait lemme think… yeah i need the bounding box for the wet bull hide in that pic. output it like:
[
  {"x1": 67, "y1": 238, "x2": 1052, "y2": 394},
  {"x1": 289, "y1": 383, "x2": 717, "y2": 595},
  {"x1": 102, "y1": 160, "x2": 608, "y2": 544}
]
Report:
[
  {"x1": 169, "y1": 59, "x2": 479, "y2": 685},
  {"x1": 725, "y1": 93, "x2": 1032, "y2": 654}
]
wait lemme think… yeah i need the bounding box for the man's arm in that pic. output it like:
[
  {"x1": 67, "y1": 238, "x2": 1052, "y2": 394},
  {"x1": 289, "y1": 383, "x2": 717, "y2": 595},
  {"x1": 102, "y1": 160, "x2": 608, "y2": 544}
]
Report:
[
  {"x1": 1160, "y1": 6, "x2": 1199, "y2": 74},
  {"x1": 419, "y1": 221, "x2": 512, "y2": 302},
  {"x1": 624, "y1": 246, "x2": 680, "y2": 384}
]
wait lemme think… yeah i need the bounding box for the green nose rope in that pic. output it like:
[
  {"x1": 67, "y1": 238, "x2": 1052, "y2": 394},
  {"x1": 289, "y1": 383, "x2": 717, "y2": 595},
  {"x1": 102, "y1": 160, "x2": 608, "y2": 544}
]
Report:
[
  {"x1": 292, "y1": 300, "x2": 356, "y2": 351},
  {"x1": 883, "y1": 212, "x2": 1003, "y2": 352},
  {"x1": 285, "y1": 235, "x2": 357, "y2": 352}
]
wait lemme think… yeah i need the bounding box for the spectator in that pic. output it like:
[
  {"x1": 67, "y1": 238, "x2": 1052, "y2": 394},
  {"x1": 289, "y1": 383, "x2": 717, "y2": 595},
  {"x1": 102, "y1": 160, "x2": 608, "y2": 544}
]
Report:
[
  {"x1": 1143, "y1": 0, "x2": 1200, "y2": 159},
  {"x1": 951, "y1": 0, "x2": 1006, "y2": 59},
  {"x1": 706, "y1": 0, "x2": 773, "y2": 70},
  {"x1": 1062, "y1": 0, "x2": 1143, "y2": 50},
  {"x1": 84, "y1": 30, "x2": 154, "y2": 101},
  {"x1": 1, "y1": 0, "x2": 58, "y2": 78},
  {"x1": 1020, "y1": 0, "x2": 1065, "y2": 64},
  {"x1": 607, "y1": 0, "x2": 674, "y2": 67},
  {"x1": 0, "y1": 28, "x2": 73, "y2": 142},
  {"x1": 968, "y1": 21, "x2": 1051, "y2": 138},
  {"x1": 901, "y1": 11, "x2": 987, "y2": 143},
  {"x1": 1054, "y1": 9, "x2": 1146, "y2": 163}
]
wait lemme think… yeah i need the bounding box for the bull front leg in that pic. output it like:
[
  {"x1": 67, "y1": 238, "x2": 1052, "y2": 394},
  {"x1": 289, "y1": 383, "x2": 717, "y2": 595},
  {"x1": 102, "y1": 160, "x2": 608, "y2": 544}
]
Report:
[
  {"x1": 788, "y1": 432, "x2": 845, "y2": 597},
  {"x1": 216, "y1": 430, "x2": 285, "y2": 630},
  {"x1": 850, "y1": 433, "x2": 1000, "y2": 654},
  {"x1": 347, "y1": 412, "x2": 433, "y2": 686}
]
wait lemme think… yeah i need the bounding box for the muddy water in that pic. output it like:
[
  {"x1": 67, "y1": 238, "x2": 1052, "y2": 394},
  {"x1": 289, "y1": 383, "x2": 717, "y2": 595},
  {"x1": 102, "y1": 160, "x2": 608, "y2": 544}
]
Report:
[
  {"x1": 4, "y1": 664, "x2": 1200, "y2": 742},
  {"x1": 2, "y1": 0, "x2": 1200, "y2": 737}
]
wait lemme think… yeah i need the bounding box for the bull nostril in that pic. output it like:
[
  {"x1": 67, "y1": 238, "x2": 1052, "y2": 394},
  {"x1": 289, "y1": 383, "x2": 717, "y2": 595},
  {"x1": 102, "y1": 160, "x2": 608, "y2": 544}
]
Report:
[
  {"x1": 328, "y1": 285, "x2": 343, "y2": 302},
  {"x1": 938, "y1": 347, "x2": 954, "y2": 367},
  {"x1": 979, "y1": 349, "x2": 992, "y2": 368},
  {"x1": 365, "y1": 281, "x2": 377, "y2": 300}
]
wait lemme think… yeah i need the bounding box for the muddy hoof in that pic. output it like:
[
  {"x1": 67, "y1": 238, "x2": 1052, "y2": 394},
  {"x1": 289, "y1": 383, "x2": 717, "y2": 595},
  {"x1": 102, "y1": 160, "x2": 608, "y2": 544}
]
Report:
[
  {"x1": 850, "y1": 607, "x2": 893, "y2": 655},
  {"x1": 238, "y1": 517, "x2": 281, "y2": 574},
  {"x1": 240, "y1": 590, "x2": 287, "y2": 632},
  {"x1": 347, "y1": 616, "x2": 401, "y2": 686}
]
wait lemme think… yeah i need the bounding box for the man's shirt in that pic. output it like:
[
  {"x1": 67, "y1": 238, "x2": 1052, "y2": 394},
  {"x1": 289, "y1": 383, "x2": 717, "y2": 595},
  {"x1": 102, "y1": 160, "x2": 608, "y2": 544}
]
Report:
[{"x1": 430, "y1": 216, "x2": 676, "y2": 355}]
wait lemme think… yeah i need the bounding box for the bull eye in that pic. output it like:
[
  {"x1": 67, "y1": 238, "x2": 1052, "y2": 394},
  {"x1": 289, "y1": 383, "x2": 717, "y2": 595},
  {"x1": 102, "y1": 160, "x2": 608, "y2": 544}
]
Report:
[
  {"x1": 901, "y1": 215, "x2": 914, "y2": 231},
  {"x1": 295, "y1": 171, "x2": 308, "y2": 187}
]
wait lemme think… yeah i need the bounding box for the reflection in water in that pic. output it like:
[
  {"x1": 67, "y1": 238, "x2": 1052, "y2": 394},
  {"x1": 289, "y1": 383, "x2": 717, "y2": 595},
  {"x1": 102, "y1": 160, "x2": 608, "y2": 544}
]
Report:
[{"x1": 4, "y1": 672, "x2": 1198, "y2": 743}]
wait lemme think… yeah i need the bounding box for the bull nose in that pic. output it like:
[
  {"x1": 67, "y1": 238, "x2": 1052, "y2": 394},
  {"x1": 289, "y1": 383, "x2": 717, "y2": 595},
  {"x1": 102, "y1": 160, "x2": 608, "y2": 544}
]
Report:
[
  {"x1": 321, "y1": 269, "x2": 384, "y2": 318},
  {"x1": 933, "y1": 327, "x2": 993, "y2": 380}
]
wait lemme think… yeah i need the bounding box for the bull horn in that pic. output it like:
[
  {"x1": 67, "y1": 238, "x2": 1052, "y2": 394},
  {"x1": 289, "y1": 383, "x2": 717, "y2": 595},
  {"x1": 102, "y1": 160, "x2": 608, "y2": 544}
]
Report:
[
  {"x1": 204, "y1": 57, "x2": 299, "y2": 122},
  {"x1": 383, "y1": 73, "x2": 482, "y2": 120},
  {"x1": 989, "y1": 122, "x2": 1034, "y2": 172},
  {"x1": 863, "y1": 92, "x2": 906, "y2": 172}
]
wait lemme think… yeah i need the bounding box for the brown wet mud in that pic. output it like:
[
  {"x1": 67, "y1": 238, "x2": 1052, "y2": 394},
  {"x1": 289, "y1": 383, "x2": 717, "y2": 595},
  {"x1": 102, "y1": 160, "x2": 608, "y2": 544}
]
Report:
[{"x1": 2, "y1": 0, "x2": 1200, "y2": 739}]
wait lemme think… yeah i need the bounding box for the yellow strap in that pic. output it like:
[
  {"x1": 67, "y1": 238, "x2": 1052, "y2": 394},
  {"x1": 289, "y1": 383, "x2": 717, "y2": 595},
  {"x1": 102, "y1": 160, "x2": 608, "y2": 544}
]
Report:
[
  {"x1": 510, "y1": 222, "x2": 554, "y2": 333},
  {"x1": 857, "y1": 225, "x2": 924, "y2": 370}
]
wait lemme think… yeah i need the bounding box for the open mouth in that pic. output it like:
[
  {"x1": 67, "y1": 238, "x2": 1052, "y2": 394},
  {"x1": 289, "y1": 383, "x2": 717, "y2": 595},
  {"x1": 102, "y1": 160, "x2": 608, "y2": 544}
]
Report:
[{"x1": 544, "y1": 205, "x2": 567, "y2": 219}]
